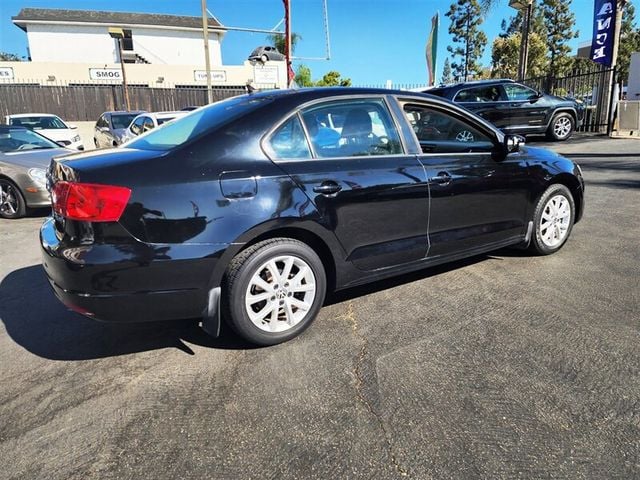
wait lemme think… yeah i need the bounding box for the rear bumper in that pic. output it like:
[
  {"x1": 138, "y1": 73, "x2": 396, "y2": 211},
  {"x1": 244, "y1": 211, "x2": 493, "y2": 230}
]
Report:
[{"x1": 40, "y1": 217, "x2": 225, "y2": 323}]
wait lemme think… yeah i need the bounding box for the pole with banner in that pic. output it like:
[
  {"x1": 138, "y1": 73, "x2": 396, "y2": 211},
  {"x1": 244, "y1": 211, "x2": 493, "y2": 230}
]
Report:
[
  {"x1": 425, "y1": 12, "x2": 439, "y2": 86},
  {"x1": 590, "y1": 0, "x2": 617, "y2": 66}
]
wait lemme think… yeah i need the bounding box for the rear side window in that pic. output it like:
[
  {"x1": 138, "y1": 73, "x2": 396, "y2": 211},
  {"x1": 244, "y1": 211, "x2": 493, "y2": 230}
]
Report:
[
  {"x1": 455, "y1": 86, "x2": 502, "y2": 103},
  {"x1": 504, "y1": 84, "x2": 537, "y2": 101},
  {"x1": 269, "y1": 115, "x2": 311, "y2": 159},
  {"x1": 300, "y1": 98, "x2": 403, "y2": 158}
]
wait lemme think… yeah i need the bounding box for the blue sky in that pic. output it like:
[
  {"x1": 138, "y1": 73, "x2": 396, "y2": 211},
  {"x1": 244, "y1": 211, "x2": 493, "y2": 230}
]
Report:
[{"x1": 0, "y1": 0, "x2": 616, "y2": 86}]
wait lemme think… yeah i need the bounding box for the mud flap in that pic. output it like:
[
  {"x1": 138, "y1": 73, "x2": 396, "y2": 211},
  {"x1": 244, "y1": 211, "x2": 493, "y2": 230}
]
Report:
[{"x1": 201, "y1": 287, "x2": 221, "y2": 337}]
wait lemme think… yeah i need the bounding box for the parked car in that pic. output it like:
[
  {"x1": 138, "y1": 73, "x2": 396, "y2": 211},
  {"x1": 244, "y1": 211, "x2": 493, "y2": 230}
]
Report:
[
  {"x1": 248, "y1": 45, "x2": 285, "y2": 63},
  {"x1": 423, "y1": 79, "x2": 586, "y2": 141},
  {"x1": 41, "y1": 88, "x2": 584, "y2": 346},
  {"x1": 121, "y1": 111, "x2": 188, "y2": 143},
  {"x1": 0, "y1": 125, "x2": 71, "y2": 219},
  {"x1": 94, "y1": 111, "x2": 145, "y2": 148},
  {"x1": 5, "y1": 113, "x2": 84, "y2": 150}
]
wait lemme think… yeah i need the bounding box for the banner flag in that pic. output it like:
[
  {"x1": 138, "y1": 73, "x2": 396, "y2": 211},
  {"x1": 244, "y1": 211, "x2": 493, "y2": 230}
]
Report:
[
  {"x1": 590, "y1": 0, "x2": 617, "y2": 66},
  {"x1": 426, "y1": 13, "x2": 439, "y2": 86}
]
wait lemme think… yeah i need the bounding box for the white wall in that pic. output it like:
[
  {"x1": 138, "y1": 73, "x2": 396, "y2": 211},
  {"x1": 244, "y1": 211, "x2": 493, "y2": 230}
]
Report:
[
  {"x1": 628, "y1": 52, "x2": 640, "y2": 101},
  {"x1": 25, "y1": 23, "x2": 222, "y2": 66}
]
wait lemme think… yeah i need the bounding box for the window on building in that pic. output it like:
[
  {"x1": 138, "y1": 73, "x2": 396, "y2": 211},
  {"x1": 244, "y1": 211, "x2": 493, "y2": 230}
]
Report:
[{"x1": 122, "y1": 29, "x2": 134, "y2": 51}]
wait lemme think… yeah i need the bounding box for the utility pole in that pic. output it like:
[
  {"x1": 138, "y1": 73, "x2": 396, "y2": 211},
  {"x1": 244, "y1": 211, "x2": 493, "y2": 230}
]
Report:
[
  {"x1": 509, "y1": 0, "x2": 534, "y2": 82},
  {"x1": 201, "y1": 0, "x2": 213, "y2": 104},
  {"x1": 108, "y1": 27, "x2": 130, "y2": 111},
  {"x1": 464, "y1": 4, "x2": 470, "y2": 81},
  {"x1": 284, "y1": 0, "x2": 292, "y2": 87}
]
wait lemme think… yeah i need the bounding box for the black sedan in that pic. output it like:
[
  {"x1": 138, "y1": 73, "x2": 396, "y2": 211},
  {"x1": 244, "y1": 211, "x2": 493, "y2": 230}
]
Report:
[
  {"x1": 41, "y1": 88, "x2": 584, "y2": 346},
  {"x1": 424, "y1": 79, "x2": 585, "y2": 141}
]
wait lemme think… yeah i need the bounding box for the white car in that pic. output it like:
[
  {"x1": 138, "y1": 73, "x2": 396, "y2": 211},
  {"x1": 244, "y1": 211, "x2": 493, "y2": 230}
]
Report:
[
  {"x1": 122, "y1": 111, "x2": 187, "y2": 143},
  {"x1": 5, "y1": 113, "x2": 84, "y2": 150}
]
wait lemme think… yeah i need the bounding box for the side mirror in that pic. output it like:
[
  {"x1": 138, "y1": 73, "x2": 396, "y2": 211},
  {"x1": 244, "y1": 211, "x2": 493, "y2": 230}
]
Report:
[
  {"x1": 68, "y1": 124, "x2": 78, "y2": 130},
  {"x1": 504, "y1": 134, "x2": 526, "y2": 155}
]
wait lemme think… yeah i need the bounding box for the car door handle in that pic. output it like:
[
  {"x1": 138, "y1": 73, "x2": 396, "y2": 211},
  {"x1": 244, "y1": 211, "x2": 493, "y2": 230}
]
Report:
[
  {"x1": 430, "y1": 172, "x2": 452, "y2": 185},
  {"x1": 313, "y1": 181, "x2": 342, "y2": 195}
]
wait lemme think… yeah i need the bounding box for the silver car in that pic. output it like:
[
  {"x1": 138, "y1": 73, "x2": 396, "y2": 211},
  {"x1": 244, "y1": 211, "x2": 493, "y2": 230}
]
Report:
[{"x1": 0, "y1": 125, "x2": 71, "y2": 219}]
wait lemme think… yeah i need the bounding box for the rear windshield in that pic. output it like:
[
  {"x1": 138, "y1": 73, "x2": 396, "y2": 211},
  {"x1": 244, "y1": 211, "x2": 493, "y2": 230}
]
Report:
[
  {"x1": 110, "y1": 114, "x2": 139, "y2": 130},
  {"x1": 126, "y1": 95, "x2": 271, "y2": 152},
  {"x1": 9, "y1": 116, "x2": 67, "y2": 130}
]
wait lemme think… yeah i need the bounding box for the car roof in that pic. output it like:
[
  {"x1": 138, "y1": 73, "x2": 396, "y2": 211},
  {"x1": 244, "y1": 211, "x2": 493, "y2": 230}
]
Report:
[
  {"x1": 104, "y1": 110, "x2": 146, "y2": 116},
  {"x1": 436, "y1": 79, "x2": 517, "y2": 90},
  {"x1": 7, "y1": 113, "x2": 60, "y2": 118}
]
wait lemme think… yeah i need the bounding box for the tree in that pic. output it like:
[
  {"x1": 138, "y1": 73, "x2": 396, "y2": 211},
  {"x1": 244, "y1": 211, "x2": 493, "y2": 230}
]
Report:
[
  {"x1": 315, "y1": 71, "x2": 351, "y2": 87},
  {"x1": 294, "y1": 64, "x2": 314, "y2": 87},
  {"x1": 542, "y1": 0, "x2": 579, "y2": 77},
  {"x1": 0, "y1": 52, "x2": 24, "y2": 61},
  {"x1": 617, "y1": 2, "x2": 640, "y2": 81},
  {"x1": 441, "y1": 58, "x2": 453, "y2": 85},
  {"x1": 491, "y1": 32, "x2": 547, "y2": 79},
  {"x1": 267, "y1": 32, "x2": 302, "y2": 55},
  {"x1": 446, "y1": 0, "x2": 488, "y2": 81},
  {"x1": 499, "y1": 1, "x2": 546, "y2": 39}
]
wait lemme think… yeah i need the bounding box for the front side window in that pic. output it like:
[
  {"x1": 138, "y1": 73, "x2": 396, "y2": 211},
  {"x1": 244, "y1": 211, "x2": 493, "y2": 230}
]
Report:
[
  {"x1": 143, "y1": 117, "x2": 155, "y2": 132},
  {"x1": 403, "y1": 103, "x2": 495, "y2": 154},
  {"x1": 300, "y1": 98, "x2": 403, "y2": 158},
  {"x1": 268, "y1": 115, "x2": 311, "y2": 160},
  {"x1": 455, "y1": 86, "x2": 503, "y2": 103},
  {"x1": 130, "y1": 116, "x2": 145, "y2": 135},
  {"x1": 504, "y1": 84, "x2": 537, "y2": 101}
]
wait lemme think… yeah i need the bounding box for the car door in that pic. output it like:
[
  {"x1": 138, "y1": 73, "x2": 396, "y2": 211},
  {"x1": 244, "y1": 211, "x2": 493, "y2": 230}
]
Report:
[
  {"x1": 454, "y1": 85, "x2": 510, "y2": 130},
  {"x1": 265, "y1": 96, "x2": 429, "y2": 271},
  {"x1": 503, "y1": 83, "x2": 549, "y2": 131},
  {"x1": 400, "y1": 100, "x2": 531, "y2": 259}
]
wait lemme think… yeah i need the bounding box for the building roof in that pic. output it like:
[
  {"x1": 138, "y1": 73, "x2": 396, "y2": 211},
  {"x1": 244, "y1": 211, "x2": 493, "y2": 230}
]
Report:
[{"x1": 12, "y1": 8, "x2": 223, "y2": 32}]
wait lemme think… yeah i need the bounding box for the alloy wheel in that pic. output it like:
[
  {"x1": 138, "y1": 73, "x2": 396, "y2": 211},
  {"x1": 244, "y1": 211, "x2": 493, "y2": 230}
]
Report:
[
  {"x1": 455, "y1": 130, "x2": 475, "y2": 142},
  {"x1": 245, "y1": 255, "x2": 317, "y2": 333},
  {"x1": 0, "y1": 182, "x2": 19, "y2": 216},
  {"x1": 553, "y1": 117, "x2": 572, "y2": 139},
  {"x1": 539, "y1": 194, "x2": 571, "y2": 248}
]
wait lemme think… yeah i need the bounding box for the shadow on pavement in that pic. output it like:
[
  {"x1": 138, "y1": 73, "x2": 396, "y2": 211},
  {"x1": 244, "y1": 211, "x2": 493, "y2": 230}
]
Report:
[{"x1": 0, "y1": 265, "x2": 254, "y2": 361}]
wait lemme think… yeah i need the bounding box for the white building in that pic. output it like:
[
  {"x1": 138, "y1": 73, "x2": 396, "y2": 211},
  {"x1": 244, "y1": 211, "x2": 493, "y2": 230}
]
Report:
[
  {"x1": 2, "y1": 8, "x2": 286, "y2": 89},
  {"x1": 12, "y1": 8, "x2": 224, "y2": 66}
]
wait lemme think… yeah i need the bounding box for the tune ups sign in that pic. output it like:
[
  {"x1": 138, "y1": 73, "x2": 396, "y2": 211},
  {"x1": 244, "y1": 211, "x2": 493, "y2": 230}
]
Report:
[{"x1": 590, "y1": 0, "x2": 617, "y2": 66}]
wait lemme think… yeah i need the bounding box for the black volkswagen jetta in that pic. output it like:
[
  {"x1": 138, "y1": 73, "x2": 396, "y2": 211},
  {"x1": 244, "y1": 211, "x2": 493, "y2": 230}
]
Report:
[{"x1": 41, "y1": 88, "x2": 584, "y2": 346}]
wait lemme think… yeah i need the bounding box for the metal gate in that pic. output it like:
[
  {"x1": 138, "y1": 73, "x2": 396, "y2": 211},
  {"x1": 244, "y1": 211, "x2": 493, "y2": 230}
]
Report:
[{"x1": 523, "y1": 64, "x2": 616, "y2": 133}]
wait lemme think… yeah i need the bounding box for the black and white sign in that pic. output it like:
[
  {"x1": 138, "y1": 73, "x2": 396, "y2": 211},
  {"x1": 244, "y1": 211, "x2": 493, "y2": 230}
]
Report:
[
  {"x1": 591, "y1": 0, "x2": 617, "y2": 66},
  {"x1": 89, "y1": 68, "x2": 122, "y2": 80},
  {"x1": 0, "y1": 67, "x2": 15, "y2": 80},
  {"x1": 194, "y1": 70, "x2": 227, "y2": 82}
]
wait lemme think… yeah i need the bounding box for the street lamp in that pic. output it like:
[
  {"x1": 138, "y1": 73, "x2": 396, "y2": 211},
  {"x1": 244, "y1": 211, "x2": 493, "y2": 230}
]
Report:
[
  {"x1": 509, "y1": 0, "x2": 533, "y2": 81},
  {"x1": 108, "y1": 27, "x2": 131, "y2": 111}
]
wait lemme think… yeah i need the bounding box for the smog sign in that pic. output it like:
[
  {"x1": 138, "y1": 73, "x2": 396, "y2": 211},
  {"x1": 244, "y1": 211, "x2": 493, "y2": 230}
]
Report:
[
  {"x1": 254, "y1": 65, "x2": 279, "y2": 85},
  {"x1": 194, "y1": 70, "x2": 227, "y2": 82},
  {"x1": 0, "y1": 67, "x2": 14, "y2": 80},
  {"x1": 89, "y1": 68, "x2": 122, "y2": 80}
]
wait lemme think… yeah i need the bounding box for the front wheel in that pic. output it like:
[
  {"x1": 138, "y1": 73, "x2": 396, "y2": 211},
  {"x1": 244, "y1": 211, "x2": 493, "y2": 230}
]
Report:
[
  {"x1": 222, "y1": 238, "x2": 327, "y2": 346},
  {"x1": 529, "y1": 184, "x2": 575, "y2": 255},
  {"x1": 0, "y1": 178, "x2": 27, "y2": 219},
  {"x1": 547, "y1": 113, "x2": 575, "y2": 141}
]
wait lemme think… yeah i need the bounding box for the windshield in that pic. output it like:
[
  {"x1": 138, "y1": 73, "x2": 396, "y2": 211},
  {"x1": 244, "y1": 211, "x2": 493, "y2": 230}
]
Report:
[
  {"x1": 127, "y1": 95, "x2": 272, "y2": 152},
  {"x1": 110, "y1": 114, "x2": 139, "y2": 130},
  {"x1": 9, "y1": 116, "x2": 67, "y2": 130},
  {"x1": 0, "y1": 128, "x2": 60, "y2": 152}
]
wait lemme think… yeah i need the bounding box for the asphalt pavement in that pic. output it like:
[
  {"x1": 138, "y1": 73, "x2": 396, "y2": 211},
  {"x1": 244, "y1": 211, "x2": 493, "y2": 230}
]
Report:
[{"x1": 0, "y1": 135, "x2": 638, "y2": 479}]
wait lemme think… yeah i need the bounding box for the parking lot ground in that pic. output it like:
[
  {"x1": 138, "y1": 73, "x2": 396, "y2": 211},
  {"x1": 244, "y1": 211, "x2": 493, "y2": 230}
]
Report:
[{"x1": 1, "y1": 136, "x2": 639, "y2": 479}]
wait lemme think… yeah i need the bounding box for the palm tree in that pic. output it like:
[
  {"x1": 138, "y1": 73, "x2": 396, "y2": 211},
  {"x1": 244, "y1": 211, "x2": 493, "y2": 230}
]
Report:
[{"x1": 267, "y1": 32, "x2": 302, "y2": 55}]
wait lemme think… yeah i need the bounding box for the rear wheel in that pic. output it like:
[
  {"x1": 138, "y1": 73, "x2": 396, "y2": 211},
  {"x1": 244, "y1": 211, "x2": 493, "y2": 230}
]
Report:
[
  {"x1": 547, "y1": 113, "x2": 575, "y2": 141},
  {"x1": 529, "y1": 184, "x2": 575, "y2": 255},
  {"x1": 222, "y1": 238, "x2": 326, "y2": 346},
  {"x1": 0, "y1": 178, "x2": 27, "y2": 219}
]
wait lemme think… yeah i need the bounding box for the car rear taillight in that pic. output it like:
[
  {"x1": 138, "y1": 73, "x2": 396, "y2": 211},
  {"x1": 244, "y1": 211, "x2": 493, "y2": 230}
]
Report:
[{"x1": 52, "y1": 181, "x2": 131, "y2": 222}]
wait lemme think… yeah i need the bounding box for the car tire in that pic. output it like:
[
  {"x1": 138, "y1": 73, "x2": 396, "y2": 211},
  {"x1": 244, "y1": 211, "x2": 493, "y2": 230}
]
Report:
[
  {"x1": 222, "y1": 238, "x2": 326, "y2": 346},
  {"x1": 0, "y1": 178, "x2": 27, "y2": 219},
  {"x1": 547, "y1": 113, "x2": 575, "y2": 141},
  {"x1": 261, "y1": 54, "x2": 269, "y2": 63},
  {"x1": 94, "y1": 138, "x2": 99, "y2": 148},
  {"x1": 529, "y1": 184, "x2": 575, "y2": 255}
]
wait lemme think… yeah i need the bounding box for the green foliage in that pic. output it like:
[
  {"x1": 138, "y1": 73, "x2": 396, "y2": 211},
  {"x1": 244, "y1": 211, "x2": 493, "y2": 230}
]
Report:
[
  {"x1": 441, "y1": 58, "x2": 454, "y2": 85},
  {"x1": 618, "y1": 2, "x2": 640, "y2": 81},
  {"x1": 294, "y1": 64, "x2": 314, "y2": 87},
  {"x1": 491, "y1": 32, "x2": 547, "y2": 79},
  {"x1": 267, "y1": 32, "x2": 302, "y2": 55},
  {"x1": 0, "y1": 52, "x2": 24, "y2": 61},
  {"x1": 499, "y1": 1, "x2": 547, "y2": 39},
  {"x1": 446, "y1": 0, "x2": 488, "y2": 81},
  {"x1": 294, "y1": 65, "x2": 351, "y2": 87},
  {"x1": 542, "y1": 0, "x2": 579, "y2": 77}
]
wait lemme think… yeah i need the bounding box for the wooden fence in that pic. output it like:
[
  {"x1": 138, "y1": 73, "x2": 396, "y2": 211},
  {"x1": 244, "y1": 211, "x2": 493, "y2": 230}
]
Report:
[{"x1": 0, "y1": 83, "x2": 247, "y2": 121}]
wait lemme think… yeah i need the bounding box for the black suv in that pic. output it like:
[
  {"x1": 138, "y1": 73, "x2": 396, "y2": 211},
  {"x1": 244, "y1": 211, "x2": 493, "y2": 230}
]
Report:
[{"x1": 424, "y1": 80, "x2": 585, "y2": 141}]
